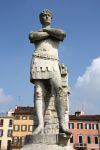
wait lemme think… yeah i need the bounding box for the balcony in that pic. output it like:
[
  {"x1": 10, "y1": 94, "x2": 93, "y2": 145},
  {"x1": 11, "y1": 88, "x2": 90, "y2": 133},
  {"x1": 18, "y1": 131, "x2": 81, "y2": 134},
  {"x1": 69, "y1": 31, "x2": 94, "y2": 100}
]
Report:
[{"x1": 74, "y1": 143, "x2": 87, "y2": 150}]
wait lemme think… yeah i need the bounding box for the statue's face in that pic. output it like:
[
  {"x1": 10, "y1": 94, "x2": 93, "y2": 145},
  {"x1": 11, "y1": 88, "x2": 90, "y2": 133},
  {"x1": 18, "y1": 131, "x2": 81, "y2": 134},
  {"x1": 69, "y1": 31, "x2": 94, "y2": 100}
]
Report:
[{"x1": 41, "y1": 13, "x2": 52, "y2": 26}]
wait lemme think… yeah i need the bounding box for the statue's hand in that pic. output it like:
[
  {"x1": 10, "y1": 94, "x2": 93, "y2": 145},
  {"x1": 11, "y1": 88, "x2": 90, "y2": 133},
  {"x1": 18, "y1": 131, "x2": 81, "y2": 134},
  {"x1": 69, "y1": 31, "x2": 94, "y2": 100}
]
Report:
[{"x1": 29, "y1": 31, "x2": 49, "y2": 43}]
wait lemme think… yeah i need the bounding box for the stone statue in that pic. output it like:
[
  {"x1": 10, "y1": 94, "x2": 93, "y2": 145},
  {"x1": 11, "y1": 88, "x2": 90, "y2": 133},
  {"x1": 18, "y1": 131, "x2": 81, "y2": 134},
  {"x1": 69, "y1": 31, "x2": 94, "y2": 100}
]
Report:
[{"x1": 29, "y1": 9, "x2": 71, "y2": 135}]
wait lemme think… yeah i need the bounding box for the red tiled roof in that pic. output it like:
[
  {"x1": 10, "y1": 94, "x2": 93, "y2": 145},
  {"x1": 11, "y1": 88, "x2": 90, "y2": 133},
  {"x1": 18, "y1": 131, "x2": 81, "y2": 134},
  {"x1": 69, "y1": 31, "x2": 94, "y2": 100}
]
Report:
[
  {"x1": 13, "y1": 106, "x2": 35, "y2": 114},
  {"x1": 69, "y1": 115, "x2": 100, "y2": 121}
]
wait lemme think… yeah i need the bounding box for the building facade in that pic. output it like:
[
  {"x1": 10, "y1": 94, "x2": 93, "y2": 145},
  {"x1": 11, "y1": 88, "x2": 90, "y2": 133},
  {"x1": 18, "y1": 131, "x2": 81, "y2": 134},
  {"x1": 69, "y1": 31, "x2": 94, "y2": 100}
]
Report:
[
  {"x1": 12, "y1": 106, "x2": 34, "y2": 150},
  {"x1": 0, "y1": 113, "x2": 13, "y2": 150},
  {"x1": 69, "y1": 112, "x2": 100, "y2": 150},
  {"x1": 1, "y1": 107, "x2": 99, "y2": 150}
]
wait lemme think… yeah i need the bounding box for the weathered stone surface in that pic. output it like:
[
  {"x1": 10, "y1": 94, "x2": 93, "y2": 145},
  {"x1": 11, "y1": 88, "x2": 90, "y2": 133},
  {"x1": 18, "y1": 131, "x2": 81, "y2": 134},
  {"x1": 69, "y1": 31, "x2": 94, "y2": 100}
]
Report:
[
  {"x1": 23, "y1": 9, "x2": 71, "y2": 150},
  {"x1": 21, "y1": 144, "x2": 74, "y2": 150},
  {"x1": 28, "y1": 9, "x2": 70, "y2": 135},
  {"x1": 24, "y1": 133, "x2": 69, "y2": 146}
]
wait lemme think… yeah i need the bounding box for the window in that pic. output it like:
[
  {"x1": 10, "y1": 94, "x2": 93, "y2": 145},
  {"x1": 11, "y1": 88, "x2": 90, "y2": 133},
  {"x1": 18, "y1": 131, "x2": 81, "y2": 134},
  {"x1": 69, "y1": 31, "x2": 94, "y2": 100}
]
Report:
[
  {"x1": 85, "y1": 123, "x2": 91, "y2": 130},
  {"x1": 7, "y1": 140, "x2": 11, "y2": 150},
  {"x1": 92, "y1": 124, "x2": 98, "y2": 130},
  {"x1": 13, "y1": 137, "x2": 19, "y2": 144},
  {"x1": 77, "y1": 123, "x2": 83, "y2": 129},
  {"x1": 29, "y1": 115, "x2": 34, "y2": 120},
  {"x1": 69, "y1": 123, "x2": 74, "y2": 129},
  {"x1": 21, "y1": 125, "x2": 27, "y2": 131},
  {"x1": 28, "y1": 125, "x2": 33, "y2": 132},
  {"x1": 20, "y1": 136, "x2": 25, "y2": 146},
  {"x1": 0, "y1": 140, "x2": 1, "y2": 149},
  {"x1": 70, "y1": 135, "x2": 74, "y2": 143},
  {"x1": 15, "y1": 115, "x2": 20, "y2": 120},
  {"x1": 94, "y1": 136, "x2": 98, "y2": 144},
  {"x1": 0, "y1": 119, "x2": 3, "y2": 126},
  {"x1": 22, "y1": 116, "x2": 27, "y2": 120},
  {"x1": 0, "y1": 130, "x2": 3, "y2": 137},
  {"x1": 14, "y1": 125, "x2": 20, "y2": 131},
  {"x1": 87, "y1": 136, "x2": 91, "y2": 144},
  {"x1": 7, "y1": 130, "x2": 12, "y2": 137},
  {"x1": 9, "y1": 120, "x2": 13, "y2": 127},
  {"x1": 79, "y1": 135, "x2": 83, "y2": 143}
]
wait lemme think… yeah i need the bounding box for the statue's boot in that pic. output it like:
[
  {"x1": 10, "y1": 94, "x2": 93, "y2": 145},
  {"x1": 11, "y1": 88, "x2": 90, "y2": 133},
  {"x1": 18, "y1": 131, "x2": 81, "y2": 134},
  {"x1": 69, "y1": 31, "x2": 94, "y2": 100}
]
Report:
[
  {"x1": 59, "y1": 127, "x2": 72, "y2": 136},
  {"x1": 56, "y1": 96, "x2": 71, "y2": 136},
  {"x1": 33, "y1": 100, "x2": 44, "y2": 135}
]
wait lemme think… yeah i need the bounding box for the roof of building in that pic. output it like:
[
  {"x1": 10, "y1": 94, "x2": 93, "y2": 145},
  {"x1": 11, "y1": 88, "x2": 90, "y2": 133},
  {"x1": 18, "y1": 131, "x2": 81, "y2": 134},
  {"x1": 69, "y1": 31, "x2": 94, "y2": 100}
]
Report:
[
  {"x1": 13, "y1": 106, "x2": 35, "y2": 115},
  {"x1": 69, "y1": 115, "x2": 100, "y2": 121}
]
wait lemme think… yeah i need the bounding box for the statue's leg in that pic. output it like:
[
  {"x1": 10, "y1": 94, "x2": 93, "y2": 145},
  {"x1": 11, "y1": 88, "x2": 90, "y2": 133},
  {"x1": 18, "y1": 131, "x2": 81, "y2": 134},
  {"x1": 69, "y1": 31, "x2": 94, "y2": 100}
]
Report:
[
  {"x1": 50, "y1": 75, "x2": 71, "y2": 135},
  {"x1": 33, "y1": 80, "x2": 45, "y2": 135}
]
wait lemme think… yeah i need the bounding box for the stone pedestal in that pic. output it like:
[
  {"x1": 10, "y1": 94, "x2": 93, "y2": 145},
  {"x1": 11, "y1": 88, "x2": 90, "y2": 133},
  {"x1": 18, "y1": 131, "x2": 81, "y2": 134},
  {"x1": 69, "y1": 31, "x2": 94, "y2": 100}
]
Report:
[
  {"x1": 21, "y1": 144, "x2": 74, "y2": 150},
  {"x1": 25, "y1": 134, "x2": 69, "y2": 146},
  {"x1": 21, "y1": 133, "x2": 71, "y2": 150}
]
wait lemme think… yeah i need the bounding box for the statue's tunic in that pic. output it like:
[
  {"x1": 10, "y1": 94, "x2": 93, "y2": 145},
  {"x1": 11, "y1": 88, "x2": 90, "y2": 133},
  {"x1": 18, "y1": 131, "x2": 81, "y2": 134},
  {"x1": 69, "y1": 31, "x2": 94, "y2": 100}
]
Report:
[{"x1": 30, "y1": 38, "x2": 61, "y2": 83}]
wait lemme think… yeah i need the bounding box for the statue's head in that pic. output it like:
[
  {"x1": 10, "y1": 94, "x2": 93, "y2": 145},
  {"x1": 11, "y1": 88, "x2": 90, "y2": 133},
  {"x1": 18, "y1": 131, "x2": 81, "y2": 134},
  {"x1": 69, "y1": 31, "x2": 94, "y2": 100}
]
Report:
[{"x1": 39, "y1": 9, "x2": 52, "y2": 26}]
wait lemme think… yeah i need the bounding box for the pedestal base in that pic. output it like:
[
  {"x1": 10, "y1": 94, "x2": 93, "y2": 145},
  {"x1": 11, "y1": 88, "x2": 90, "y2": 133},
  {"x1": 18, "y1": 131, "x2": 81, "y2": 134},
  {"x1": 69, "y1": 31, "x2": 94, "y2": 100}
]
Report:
[
  {"x1": 21, "y1": 133, "x2": 71, "y2": 150},
  {"x1": 26, "y1": 133, "x2": 69, "y2": 146},
  {"x1": 21, "y1": 144, "x2": 74, "y2": 150}
]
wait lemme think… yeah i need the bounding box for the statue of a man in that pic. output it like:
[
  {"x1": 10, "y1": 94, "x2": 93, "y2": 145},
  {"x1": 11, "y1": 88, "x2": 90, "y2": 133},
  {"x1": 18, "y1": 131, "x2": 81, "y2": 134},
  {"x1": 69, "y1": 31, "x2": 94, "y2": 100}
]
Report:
[{"x1": 29, "y1": 9, "x2": 70, "y2": 135}]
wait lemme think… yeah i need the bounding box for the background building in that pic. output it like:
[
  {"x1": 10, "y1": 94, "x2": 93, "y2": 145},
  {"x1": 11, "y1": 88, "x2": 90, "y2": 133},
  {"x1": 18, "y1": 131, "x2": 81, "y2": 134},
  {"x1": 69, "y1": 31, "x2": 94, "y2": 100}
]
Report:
[
  {"x1": 12, "y1": 106, "x2": 34, "y2": 150},
  {"x1": 69, "y1": 111, "x2": 100, "y2": 150},
  {"x1": 1, "y1": 106, "x2": 99, "y2": 150},
  {"x1": 0, "y1": 111, "x2": 13, "y2": 150}
]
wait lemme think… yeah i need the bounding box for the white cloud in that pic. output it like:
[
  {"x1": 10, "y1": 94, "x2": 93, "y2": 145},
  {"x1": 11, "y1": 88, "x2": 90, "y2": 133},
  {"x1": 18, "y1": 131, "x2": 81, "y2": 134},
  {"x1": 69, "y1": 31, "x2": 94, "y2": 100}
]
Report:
[
  {"x1": 0, "y1": 88, "x2": 13, "y2": 103},
  {"x1": 70, "y1": 57, "x2": 100, "y2": 114}
]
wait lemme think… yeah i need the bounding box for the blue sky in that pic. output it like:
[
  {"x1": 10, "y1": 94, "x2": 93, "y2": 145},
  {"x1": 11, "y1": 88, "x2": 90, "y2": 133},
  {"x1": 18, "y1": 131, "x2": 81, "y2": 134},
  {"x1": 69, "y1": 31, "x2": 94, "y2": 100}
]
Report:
[{"x1": 0, "y1": 0, "x2": 100, "y2": 114}]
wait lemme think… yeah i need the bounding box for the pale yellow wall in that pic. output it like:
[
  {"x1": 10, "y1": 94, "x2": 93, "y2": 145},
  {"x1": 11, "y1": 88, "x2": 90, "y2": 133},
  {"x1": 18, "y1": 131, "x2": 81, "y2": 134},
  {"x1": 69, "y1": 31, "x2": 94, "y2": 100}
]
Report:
[
  {"x1": 13, "y1": 115, "x2": 33, "y2": 137},
  {"x1": 0, "y1": 116, "x2": 13, "y2": 150}
]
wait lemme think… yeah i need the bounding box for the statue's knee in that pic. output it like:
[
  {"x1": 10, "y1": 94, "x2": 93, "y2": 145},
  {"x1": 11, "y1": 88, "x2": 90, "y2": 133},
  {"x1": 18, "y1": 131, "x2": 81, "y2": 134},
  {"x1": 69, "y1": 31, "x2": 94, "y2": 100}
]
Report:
[
  {"x1": 56, "y1": 87, "x2": 63, "y2": 97},
  {"x1": 36, "y1": 90, "x2": 42, "y2": 97},
  {"x1": 35, "y1": 85, "x2": 43, "y2": 99}
]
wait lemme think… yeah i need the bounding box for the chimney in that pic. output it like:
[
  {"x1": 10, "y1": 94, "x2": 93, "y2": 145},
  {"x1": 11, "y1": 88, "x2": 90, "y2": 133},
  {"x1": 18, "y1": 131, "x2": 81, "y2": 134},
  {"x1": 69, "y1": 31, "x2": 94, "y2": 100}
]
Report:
[
  {"x1": 75, "y1": 111, "x2": 84, "y2": 117},
  {"x1": 7, "y1": 109, "x2": 14, "y2": 116}
]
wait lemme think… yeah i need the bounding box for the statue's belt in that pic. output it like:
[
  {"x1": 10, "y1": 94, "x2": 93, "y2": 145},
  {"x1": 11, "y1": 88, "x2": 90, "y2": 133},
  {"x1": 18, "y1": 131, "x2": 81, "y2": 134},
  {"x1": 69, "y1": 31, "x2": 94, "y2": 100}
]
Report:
[{"x1": 33, "y1": 53, "x2": 59, "y2": 61}]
